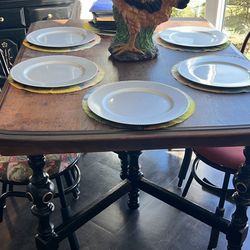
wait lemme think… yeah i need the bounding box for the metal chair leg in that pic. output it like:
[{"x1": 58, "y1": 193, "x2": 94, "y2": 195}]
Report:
[
  {"x1": 0, "y1": 190, "x2": 27, "y2": 222},
  {"x1": 241, "y1": 31, "x2": 250, "y2": 54},
  {"x1": 0, "y1": 49, "x2": 9, "y2": 77},
  {"x1": 8, "y1": 184, "x2": 13, "y2": 192},
  {"x1": 178, "y1": 148, "x2": 192, "y2": 187},
  {"x1": 0, "y1": 193, "x2": 6, "y2": 222},
  {"x1": 55, "y1": 175, "x2": 79, "y2": 250},
  {"x1": 2, "y1": 183, "x2": 7, "y2": 194},
  {"x1": 1, "y1": 183, "x2": 8, "y2": 215},
  {"x1": 64, "y1": 167, "x2": 80, "y2": 199},
  {"x1": 182, "y1": 155, "x2": 232, "y2": 250},
  {"x1": 182, "y1": 157, "x2": 199, "y2": 197},
  {"x1": 70, "y1": 167, "x2": 80, "y2": 198},
  {"x1": 207, "y1": 172, "x2": 231, "y2": 250}
]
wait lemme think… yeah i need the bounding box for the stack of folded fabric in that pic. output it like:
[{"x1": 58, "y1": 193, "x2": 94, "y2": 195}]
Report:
[{"x1": 89, "y1": 0, "x2": 116, "y2": 33}]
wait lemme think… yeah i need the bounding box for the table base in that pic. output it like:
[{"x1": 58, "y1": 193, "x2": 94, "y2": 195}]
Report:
[{"x1": 29, "y1": 150, "x2": 250, "y2": 250}]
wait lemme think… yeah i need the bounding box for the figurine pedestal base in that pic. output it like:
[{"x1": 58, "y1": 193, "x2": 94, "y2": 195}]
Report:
[{"x1": 108, "y1": 45, "x2": 158, "y2": 62}]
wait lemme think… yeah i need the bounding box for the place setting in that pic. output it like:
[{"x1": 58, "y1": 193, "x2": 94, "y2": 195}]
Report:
[
  {"x1": 82, "y1": 80, "x2": 195, "y2": 130},
  {"x1": 23, "y1": 26, "x2": 101, "y2": 52},
  {"x1": 9, "y1": 55, "x2": 104, "y2": 94},
  {"x1": 172, "y1": 55, "x2": 250, "y2": 93},
  {"x1": 154, "y1": 26, "x2": 230, "y2": 52}
]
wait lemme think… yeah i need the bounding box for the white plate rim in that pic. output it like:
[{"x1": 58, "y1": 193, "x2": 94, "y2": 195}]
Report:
[
  {"x1": 159, "y1": 26, "x2": 228, "y2": 47},
  {"x1": 26, "y1": 27, "x2": 96, "y2": 48},
  {"x1": 177, "y1": 55, "x2": 250, "y2": 88},
  {"x1": 87, "y1": 81, "x2": 190, "y2": 125},
  {"x1": 10, "y1": 55, "x2": 98, "y2": 88}
]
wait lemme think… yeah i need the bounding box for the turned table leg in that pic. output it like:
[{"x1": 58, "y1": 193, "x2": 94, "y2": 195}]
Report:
[
  {"x1": 127, "y1": 151, "x2": 143, "y2": 209},
  {"x1": 116, "y1": 151, "x2": 129, "y2": 180},
  {"x1": 26, "y1": 155, "x2": 58, "y2": 250},
  {"x1": 227, "y1": 146, "x2": 250, "y2": 249}
]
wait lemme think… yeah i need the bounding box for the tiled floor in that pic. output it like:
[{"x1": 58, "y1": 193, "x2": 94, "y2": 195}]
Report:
[{"x1": 0, "y1": 150, "x2": 250, "y2": 249}]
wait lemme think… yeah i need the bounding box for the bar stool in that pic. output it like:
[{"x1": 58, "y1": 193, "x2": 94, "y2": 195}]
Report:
[
  {"x1": 0, "y1": 153, "x2": 81, "y2": 250},
  {"x1": 181, "y1": 146, "x2": 245, "y2": 250}
]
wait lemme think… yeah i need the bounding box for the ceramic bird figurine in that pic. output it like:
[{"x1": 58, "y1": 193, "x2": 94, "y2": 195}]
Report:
[{"x1": 109, "y1": 0, "x2": 190, "y2": 61}]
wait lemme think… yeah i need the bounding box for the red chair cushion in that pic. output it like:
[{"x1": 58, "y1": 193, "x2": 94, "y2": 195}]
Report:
[
  {"x1": 194, "y1": 146, "x2": 245, "y2": 170},
  {"x1": 0, "y1": 153, "x2": 80, "y2": 183}
]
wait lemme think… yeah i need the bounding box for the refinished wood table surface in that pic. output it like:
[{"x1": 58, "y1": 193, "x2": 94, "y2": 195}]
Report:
[
  {"x1": 0, "y1": 18, "x2": 250, "y2": 250},
  {"x1": 1, "y1": 19, "x2": 250, "y2": 156}
]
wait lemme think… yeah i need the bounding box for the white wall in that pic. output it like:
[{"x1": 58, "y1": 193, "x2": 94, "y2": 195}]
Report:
[
  {"x1": 205, "y1": 0, "x2": 226, "y2": 30},
  {"x1": 80, "y1": 0, "x2": 96, "y2": 19}
]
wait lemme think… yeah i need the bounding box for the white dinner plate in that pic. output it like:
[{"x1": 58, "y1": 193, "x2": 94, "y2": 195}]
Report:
[
  {"x1": 87, "y1": 81, "x2": 190, "y2": 125},
  {"x1": 10, "y1": 55, "x2": 98, "y2": 88},
  {"x1": 178, "y1": 55, "x2": 250, "y2": 88},
  {"x1": 159, "y1": 26, "x2": 228, "y2": 47},
  {"x1": 26, "y1": 27, "x2": 96, "y2": 48}
]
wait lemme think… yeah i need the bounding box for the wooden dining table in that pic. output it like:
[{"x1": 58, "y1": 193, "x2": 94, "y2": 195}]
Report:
[{"x1": 0, "y1": 18, "x2": 250, "y2": 249}]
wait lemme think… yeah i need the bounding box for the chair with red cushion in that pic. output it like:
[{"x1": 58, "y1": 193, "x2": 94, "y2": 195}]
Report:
[
  {"x1": 0, "y1": 153, "x2": 81, "y2": 250},
  {"x1": 178, "y1": 31, "x2": 249, "y2": 249},
  {"x1": 178, "y1": 30, "x2": 250, "y2": 188},
  {"x1": 181, "y1": 146, "x2": 245, "y2": 250}
]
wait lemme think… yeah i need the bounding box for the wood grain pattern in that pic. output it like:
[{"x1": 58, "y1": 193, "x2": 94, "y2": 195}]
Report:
[{"x1": 0, "y1": 19, "x2": 250, "y2": 155}]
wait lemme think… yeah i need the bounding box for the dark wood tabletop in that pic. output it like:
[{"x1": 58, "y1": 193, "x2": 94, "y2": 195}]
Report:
[
  {"x1": 1, "y1": 18, "x2": 250, "y2": 250},
  {"x1": 0, "y1": 18, "x2": 250, "y2": 156}
]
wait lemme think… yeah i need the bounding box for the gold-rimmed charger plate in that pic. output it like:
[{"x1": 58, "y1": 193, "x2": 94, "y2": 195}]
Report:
[
  {"x1": 87, "y1": 81, "x2": 190, "y2": 126},
  {"x1": 10, "y1": 55, "x2": 98, "y2": 88},
  {"x1": 26, "y1": 27, "x2": 96, "y2": 48}
]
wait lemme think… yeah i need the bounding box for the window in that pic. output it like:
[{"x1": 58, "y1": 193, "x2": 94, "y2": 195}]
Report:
[
  {"x1": 224, "y1": 0, "x2": 250, "y2": 57},
  {"x1": 172, "y1": 0, "x2": 206, "y2": 18}
]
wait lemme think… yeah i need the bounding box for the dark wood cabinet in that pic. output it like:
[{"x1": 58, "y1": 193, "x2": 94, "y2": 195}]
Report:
[
  {"x1": 0, "y1": 0, "x2": 81, "y2": 88},
  {"x1": 0, "y1": 7, "x2": 26, "y2": 28}
]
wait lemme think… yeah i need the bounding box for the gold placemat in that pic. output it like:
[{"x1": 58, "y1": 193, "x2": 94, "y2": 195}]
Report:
[
  {"x1": 9, "y1": 67, "x2": 105, "y2": 94},
  {"x1": 171, "y1": 64, "x2": 250, "y2": 94},
  {"x1": 23, "y1": 34, "x2": 101, "y2": 52},
  {"x1": 154, "y1": 33, "x2": 230, "y2": 52},
  {"x1": 82, "y1": 88, "x2": 195, "y2": 130}
]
